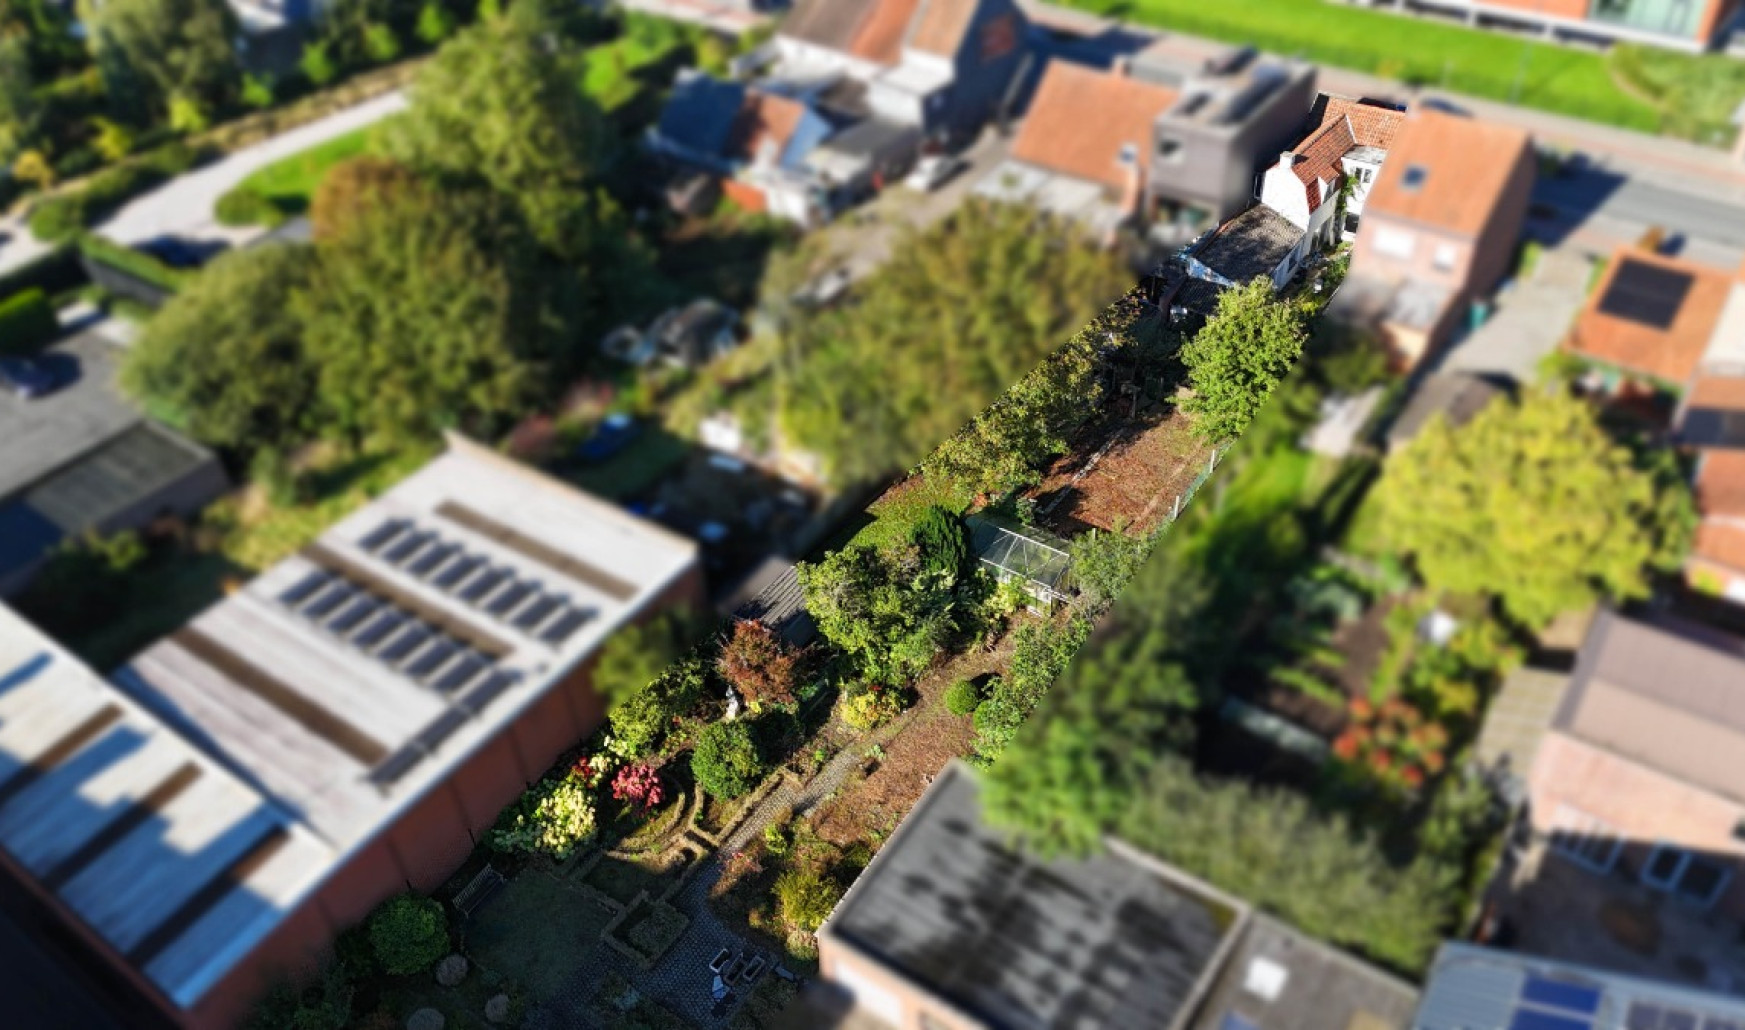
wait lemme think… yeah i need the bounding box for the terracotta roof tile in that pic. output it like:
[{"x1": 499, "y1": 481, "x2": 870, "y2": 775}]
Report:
[
  {"x1": 1698, "y1": 450, "x2": 1745, "y2": 520},
  {"x1": 1314, "y1": 95, "x2": 1406, "y2": 149},
  {"x1": 850, "y1": 0, "x2": 921, "y2": 64},
  {"x1": 909, "y1": 0, "x2": 979, "y2": 56},
  {"x1": 1693, "y1": 519, "x2": 1745, "y2": 575},
  {"x1": 727, "y1": 92, "x2": 807, "y2": 165},
  {"x1": 1365, "y1": 109, "x2": 1531, "y2": 237},
  {"x1": 1688, "y1": 374, "x2": 1745, "y2": 413},
  {"x1": 781, "y1": 0, "x2": 873, "y2": 53},
  {"x1": 1565, "y1": 247, "x2": 1733, "y2": 384},
  {"x1": 1288, "y1": 116, "x2": 1356, "y2": 214},
  {"x1": 1011, "y1": 61, "x2": 1177, "y2": 194}
]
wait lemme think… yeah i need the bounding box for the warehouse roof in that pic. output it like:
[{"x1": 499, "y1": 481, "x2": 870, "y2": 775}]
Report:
[
  {"x1": 115, "y1": 436, "x2": 699, "y2": 846},
  {"x1": 0, "y1": 605, "x2": 330, "y2": 1010}
]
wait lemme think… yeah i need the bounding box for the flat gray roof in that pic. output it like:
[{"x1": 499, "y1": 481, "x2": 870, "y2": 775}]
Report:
[
  {"x1": 0, "y1": 328, "x2": 141, "y2": 502},
  {"x1": 822, "y1": 762, "x2": 1244, "y2": 1030},
  {"x1": 116, "y1": 440, "x2": 699, "y2": 845},
  {"x1": 1195, "y1": 205, "x2": 1302, "y2": 285},
  {"x1": 0, "y1": 605, "x2": 329, "y2": 1010},
  {"x1": 1188, "y1": 914, "x2": 1419, "y2": 1030}
]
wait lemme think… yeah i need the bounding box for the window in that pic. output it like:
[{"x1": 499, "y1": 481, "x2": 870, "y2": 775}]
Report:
[
  {"x1": 1433, "y1": 243, "x2": 1458, "y2": 272},
  {"x1": 1401, "y1": 164, "x2": 1429, "y2": 191},
  {"x1": 1118, "y1": 142, "x2": 1138, "y2": 167},
  {"x1": 1549, "y1": 805, "x2": 1623, "y2": 873},
  {"x1": 1374, "y1": 227, "x2": 1416, "y2": 259},
  {"x1": 1640, "y1": 844, "x2": 1732, "y2": 907},
  {"x1": 1157, "y1": 137, "x2": 1185, "y2": 164}
]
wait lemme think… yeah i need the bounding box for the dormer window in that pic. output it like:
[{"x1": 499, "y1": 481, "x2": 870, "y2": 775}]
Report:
[
  {"x1": 1402, "y1": 164, "x2": 1429, "y2": 191},
  {"x1": 1117, "y1": 143, "x2": 1138, "y2": 167}
]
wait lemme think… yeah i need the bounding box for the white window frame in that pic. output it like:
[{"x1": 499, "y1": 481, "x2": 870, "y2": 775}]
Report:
[
  {"x1": 1374, "y1": 226, "x2": 1415, "y2": 260},
  {"x1": 1550, "y1": 804, "x2": 1623, "y2": 873},
  {"x1": 1641, "y1": 842, "x2": 1733, "y2": 908},
  {"x1": 1433, "y1": 243, "x2": 1459, "y2": 272}
]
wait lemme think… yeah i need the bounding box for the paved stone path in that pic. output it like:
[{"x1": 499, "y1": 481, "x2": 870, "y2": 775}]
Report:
[{"x1": 530, "y1": 715, "x2": 913, "y2": 1029}]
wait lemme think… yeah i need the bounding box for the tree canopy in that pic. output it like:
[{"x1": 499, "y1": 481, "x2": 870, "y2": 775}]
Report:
[
  {"x1": 295, "y1": 181, "x2": 556, "y2": 444},
  {"x1": 777, "y1": 201, "x2": 1126, "y2": 484},
  {"x1": 1373, "y1": 388, "x2": 1693, "y2": 629},
  {"x1": 121, "y1": 243, "x2": 317, "y2": 457},
  {"x1": 1182, "y1": 279, "x2": 1306, "y2": 443},
  {"x1": 82, "y1": 0, "x2": 239, "y2": 120}
]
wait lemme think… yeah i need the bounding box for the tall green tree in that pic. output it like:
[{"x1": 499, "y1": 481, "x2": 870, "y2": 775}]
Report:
[
  {"x1": 797, "y1": 545, "x2": 954, "y2": 685},
  {"x1": 379, "y1": 13, "x2": 606, "y2": 259},
  {"x1": 82, "y1": 0, "x2": 240, "y2": 119},
  {"x1": 121, "y1": 244, "x2": 317, "y2": 457},
  {"x1": 777, "y1": 201, "x2": 1126, "y2": 485},
  {"x1": 1181, "y1": 279, "x2": 1306, "y2": 443},
  {"x1": 0, "y1": 36, "x2": 35, "y2": 164},
  {"x1": 1373, "y1": 388, "x2": 1693, "y2": 629},
  {"x1": 295, "y1": 182, "x2": 556, "y2": 444}
]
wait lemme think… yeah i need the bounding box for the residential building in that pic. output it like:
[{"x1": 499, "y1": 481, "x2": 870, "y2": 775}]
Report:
[
  {"x1": 1384, "y1": 371, "x2": 1507, "y2": 452},
  {"x1": 1258, "y1": 94, "x2": 1406, "y2": 249},
  {"x1": 1186, "y1": 204, "x2": 1312, "y2": 294},
  {"x1": 1338, "y1": 0, "x2": 1744, "y2": 54},
  {"x1": 1416, "y1": 943, "x2": 1745, "y2": 1029},
  {"x1": 1526, "y1": 610, "x2": 1745, "y2": 920},
  {"x1": 1331, "y1": 108, "x2": 1536, "y2": 368},
  {"x1": 978, "y1": 45, "x2": 1315, "y2": 241},
  {"x1": 0, "y1": 434, "x2": 702, "y2": 1028},
  {"x1": 806, "y1": 761, "x2": 1419, "y2": 1030},
  {"x1": 773, "y1": 0, "x2": 1030, "y2": 144},
  {"x1": 0, "y1": 322, "x2": 228, "y2": 599},
  {"x1": 648, "y1": 74, "x2": 840, "y2": 223}
]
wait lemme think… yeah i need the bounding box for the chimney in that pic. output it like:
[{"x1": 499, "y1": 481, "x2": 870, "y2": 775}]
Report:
[
  {"x1": 1111, "y1": 56, "x2": 1131, "y2": 78},
  {"x1": 1279, "y1": 151, "x2": 1298, "y2": 169}
]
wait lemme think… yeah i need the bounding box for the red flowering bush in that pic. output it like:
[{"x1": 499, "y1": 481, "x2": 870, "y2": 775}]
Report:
[
  {"x1": 570, "y1": 753, "x2": 613, "y2": 789},
  {"x1": 717, "y1": 620, "x2": 802, "y2": 710},
  {"x1": 612, "y1": 763, "x2": 666, "y2": 811},
  {"x1": 1332, "y1": 698, "x2": 1447, "y2": 793}
]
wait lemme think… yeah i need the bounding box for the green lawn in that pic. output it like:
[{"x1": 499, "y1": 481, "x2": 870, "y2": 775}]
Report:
[
  {"x1": 580, "y1": 33, "x2": 691, "y2": 112},
  {"x1": 236, "y1": 123, "x2": 381, "y2": 215},
  {"x1": 1058, "y1": 0, "x2": 1670, "y2": 134}
]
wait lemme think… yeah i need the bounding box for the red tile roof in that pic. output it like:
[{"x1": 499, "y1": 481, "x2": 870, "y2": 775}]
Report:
[
  {"x1": 1288, "y1": 118, "x2": 1355, "y2": 215},
  {"x1": 1565, "y1": 247, "x2": 1733, "y2": 384},
  {"x1": 1688, "y1": 374, "x2": 1745, "y2": 413},
  {"x1": 1365, "y1": 109, "x2": 1531, "y2": 238},
  {"x1": 909, "y1": 0, "x2": 980, "y2": 56},
  {"x1": 1313, "y1": 95, "x2": 1406, "y2": 149},
  {"x1": 781, "y1": 0, "x2": 982, "y2": 66},
  {"x1": 1698, "y1": 450, "x2": 1745, "y2": 520},
  {"x1": 1010, "y1": 61, "x2": 1177, "y2": 194},
  {"x1": 850, "y1": 0, "x2": 920, "y2": 64},
  {"x1": 727, "y1": 92, "x2": 807, "y2": 165},
  {"x1": 1693, "y1": 520, "x2": 1745, "y2": 576}
]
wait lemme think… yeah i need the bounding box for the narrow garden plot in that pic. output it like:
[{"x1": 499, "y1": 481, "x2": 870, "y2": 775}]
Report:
[{"x1": 1031, "y1": 407, "x2": 1217, "y2": 537}]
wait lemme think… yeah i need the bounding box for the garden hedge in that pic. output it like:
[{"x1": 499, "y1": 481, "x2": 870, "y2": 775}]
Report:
[{"x1": 0, "y1": 288, "x2": 58, "y2": 355}]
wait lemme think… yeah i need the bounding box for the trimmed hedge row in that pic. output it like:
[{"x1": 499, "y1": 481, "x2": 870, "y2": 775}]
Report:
[
  {"x1": 0, "y1": 288, "x2": 58, "y2": 356},
  {"x1": 28, "y1": 142, "x2": 208, "y2": 245},
  {"x1": 77, "y1": 234, "x2": 191, "y2": 294}
]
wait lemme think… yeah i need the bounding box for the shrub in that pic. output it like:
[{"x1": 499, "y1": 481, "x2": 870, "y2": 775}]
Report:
[
  {"x1": 0, "y1": 288, "x2": 58, "y2": 355},
  {"x1": 943, "y1": 678, "x2": 979, "y2": 717},
  {"x1": 607, "y1": 656, "x2": 706, "y2": 759},
  {"x1": 242, "y1": 73, "x2": 277, "y2": 110},
  {"x1": 691, "y1": 720, "x2": 765, "y2": 799},
  {"x1": 364, "y1": 22, "x2": 402, "y2": 62},
  {"x1": 77, "y1": 235, "x2": 191, "y2": 292},
  {"x1": 841, "y1": 685, "x2": 905, "y2": 731},
  {"x1": 301, "y1": 41, "x2": 339, "y2": 86},
  {"x1": 909, "y1": 505, "x2": 966, "y2": 585},
  {"x1": 611, "y1": 763, "x2": 666, "y2": 811},
  {"x1": 367, "y1": 895, "x2": 447, "y2": 976},
  {"x1": 416, "y1": 0, "x2": 454, "y2": 43},
  {"x1": 489, "y1": 774, "x2": 599, "y2": 859},
  {"x1": 773, "y1": 869, "x2": 841, "y2": 932},
  {"x1": 27, "y1": 194, "x2": 86, "y2": 243},
  {"x1": 717, "y1": 619, "x2": 801, "y2": 710},
  {"x1": 215, "y1": 186, "x2": 285, "y2": 227}
]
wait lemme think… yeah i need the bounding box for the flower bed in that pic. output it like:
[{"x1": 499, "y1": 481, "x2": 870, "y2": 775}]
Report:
[{"x1": 603, "y1": 897, "x2": 690, "y2": 968}]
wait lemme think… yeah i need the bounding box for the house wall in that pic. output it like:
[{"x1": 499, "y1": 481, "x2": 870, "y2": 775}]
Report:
[
  {"x1": 1529, "y1": 731, "x2": 1745, "y2": 920},
  {"x1": 936, "y1": 0, "x2": 1029, "y2": 140},
  {"x1": 1258, "y1": 163, "x2": 1316, "y2": 232},
  {"x1": 1465, "y1": 139, "x2": 1537, "y2": 299},
  {"x1": 1149, "y1": 66, "x2": 1318, "y2": 223},
  {"x1": 817, "y1": 935, "x2": 983, "y2": 1030}
]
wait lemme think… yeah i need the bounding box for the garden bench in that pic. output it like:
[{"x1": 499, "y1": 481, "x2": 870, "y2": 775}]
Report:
[{"x1": 453, "y1": 864, "x2": 506, "y2": 917}]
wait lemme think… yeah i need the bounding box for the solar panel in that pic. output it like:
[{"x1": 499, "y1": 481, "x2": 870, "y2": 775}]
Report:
[
  {"x1": 1630, "y1": 1005, "x2": 1664, "y2": 1030},
  {"x1": 304, "y1": 582, "x2": 355, "y2": 619},
  {"x1": 380, "y1": 624, "x2": 430, "y2": 665},
  {"x1": 409, "y1": 541, "x2": 459, "y2": 578},
  {"x1": 354, "y1": 610, "x2": 405, "y2": 650},
  {"x1": 434, "y1": 651, "x2": 488, "y2": 695},
  {"x1": 459, "y1": 670, "x2": 517, "y2": 714},
  {"x1": 1510, "y1": 1010, "x2": 1592, "y2": 1030},
  {"x1": 384, "y1": 530, "x2": 434, "y2": 566},
  {"x1": 1523, "y1": 977, "x2": 1602, "y2": 1016},
  {"x1": 1598, "y1": 259, "x2": 1694, "y2": 331},
  {"x1": 513, "y1": 593, "x2": 561, "y2": 631},
  {"x1": 460, "y1": 566, "x2": 509, "y2": 604},
  {"x1": 1665, "y1": 1013, "x2": 1698, "y2": 1030},
  {"x1": 359, "y1": 519, "x2": 408, "y2": 553},
  {"x1": 540, "y1": 606, "x2": 591, "y2": 644},
  {"x1": 279, "y1": 570, "x2": 331, "y2": 608},
  {"x1": 433, "y1": 553, "x2": 482, "y2": 590},
  {"x1": 327, "y1": 596, "x2": 379, "y2": 634},
  {"x1": 485, "y1": 579, "x2": 535, "y2": 617},
  {"x1": 1702, "y1": 1018, "x2": 1739, "y2": 1030},
  {"x1": 407, "y1": 637, "x2": 458, "y2": 680}
]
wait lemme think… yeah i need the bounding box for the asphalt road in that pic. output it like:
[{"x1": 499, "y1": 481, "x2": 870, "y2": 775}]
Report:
[{"x1": 1532, "y1": 168, "x2": 1745, "y2": 255}]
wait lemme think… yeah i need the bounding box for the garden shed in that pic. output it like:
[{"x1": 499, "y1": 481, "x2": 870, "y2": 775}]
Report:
[{"x1": 965, "y1": 514, "x2": 1073, "y2": 608}]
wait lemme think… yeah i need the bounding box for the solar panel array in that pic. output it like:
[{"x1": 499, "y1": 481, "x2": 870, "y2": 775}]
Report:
[
  {"x1": 1510, "y1": 975, "x2": 1602, "y2": 1030},
  {"x1": 1628, "y1": 1002, "x2": 1742, "y2": 1030},
  {"x1": 356, "y1": 517, "x2": 596, "y2": 647},
  {"x1": 1598, "y1": 259, "x2": 1694, "y2": 331}
]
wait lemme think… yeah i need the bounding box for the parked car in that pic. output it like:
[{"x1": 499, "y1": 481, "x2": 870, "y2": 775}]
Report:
[
  {"x1": 904, "y1": 154, "x2": 964, "y2": 192},
  {"x1": 0, "y1": 356, "x2": 57, "y2": 399},
  {"x1": 576, "y1": 414, "x2": 639, "y2": 463}
]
